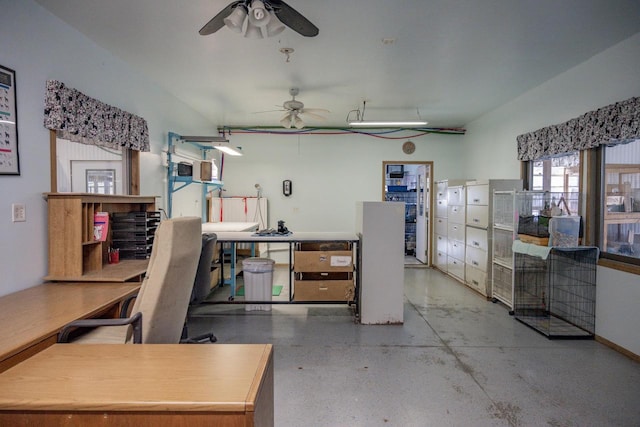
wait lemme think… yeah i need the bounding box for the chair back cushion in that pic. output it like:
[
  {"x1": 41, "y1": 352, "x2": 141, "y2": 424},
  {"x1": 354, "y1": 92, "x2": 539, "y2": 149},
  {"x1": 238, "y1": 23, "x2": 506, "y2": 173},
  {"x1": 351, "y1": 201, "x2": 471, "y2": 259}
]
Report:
[
  {"x1": 190, "y1": 233, "x2": 218, "y2": 304},
  {"x1": 127, "y1": 217, "x2": 202, "y2": 343}
]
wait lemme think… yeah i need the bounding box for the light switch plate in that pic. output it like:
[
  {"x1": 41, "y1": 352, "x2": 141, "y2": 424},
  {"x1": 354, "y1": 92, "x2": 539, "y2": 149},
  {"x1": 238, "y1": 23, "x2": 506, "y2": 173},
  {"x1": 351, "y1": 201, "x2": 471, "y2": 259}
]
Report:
[{"x1": 12, "y1": 203, "x2": 26, "y2": 222}]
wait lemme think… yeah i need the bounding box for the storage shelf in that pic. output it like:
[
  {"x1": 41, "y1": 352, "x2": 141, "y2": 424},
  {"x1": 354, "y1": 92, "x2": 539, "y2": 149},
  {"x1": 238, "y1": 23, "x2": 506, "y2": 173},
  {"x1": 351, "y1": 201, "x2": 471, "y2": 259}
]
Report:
[
  {"x1": 167, "y1": 132, "x2": 224, "y2": 219},
  {"x1": 493, "y1": 257, "x2": 513, "y2": 269}
]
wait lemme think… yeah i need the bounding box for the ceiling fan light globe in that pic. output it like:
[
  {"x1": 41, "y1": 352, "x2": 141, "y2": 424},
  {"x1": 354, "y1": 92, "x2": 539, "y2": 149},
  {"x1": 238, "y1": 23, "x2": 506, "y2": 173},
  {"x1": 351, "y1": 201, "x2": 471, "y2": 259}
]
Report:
[
  {"x1": 244, "y1": 21, "x2": 263, "y2": 39},
  {"x1": 280, "y1": 116, "x2": 293, "y2": 128},
  {"x1": 248, "y1": 0, "x2": 270, "y2": 27},
  {"x1": 223, "y1": 6, "x2": 247, "y2": 33},
  {"x1": 293, "y1": 116, "x2": 304, "y2": 129},
  {"x1": 266, "y1": 12, "x2": 285, "y2": 37}
]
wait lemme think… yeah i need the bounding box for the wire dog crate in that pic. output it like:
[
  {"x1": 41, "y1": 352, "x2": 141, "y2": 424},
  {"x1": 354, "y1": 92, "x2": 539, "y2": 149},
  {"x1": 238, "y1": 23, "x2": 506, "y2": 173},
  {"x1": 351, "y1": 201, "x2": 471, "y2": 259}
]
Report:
[{"x1": 513, "y1": 246, "x2": 597, "y2": 338}]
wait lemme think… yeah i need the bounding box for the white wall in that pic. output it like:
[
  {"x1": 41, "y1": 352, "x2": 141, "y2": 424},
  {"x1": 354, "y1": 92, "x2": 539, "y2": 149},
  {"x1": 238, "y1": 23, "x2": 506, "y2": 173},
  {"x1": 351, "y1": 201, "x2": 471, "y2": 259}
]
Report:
[
  {"x1": 0, "y1": 0, "x2": 217, "y2": 296},
  {"x1": 463, "y1": 32, "x2": 640, "y2": 356},
  {"x1": 216, "y1": 131, "x2": 465, "y2": 233}
]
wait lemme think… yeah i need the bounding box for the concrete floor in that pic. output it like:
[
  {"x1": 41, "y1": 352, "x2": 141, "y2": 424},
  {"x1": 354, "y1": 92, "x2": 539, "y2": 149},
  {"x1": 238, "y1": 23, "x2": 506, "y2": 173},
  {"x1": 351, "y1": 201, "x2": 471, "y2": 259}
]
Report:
[{"x1": 188, "y1": 266, "x2": 640, "y2": 427}]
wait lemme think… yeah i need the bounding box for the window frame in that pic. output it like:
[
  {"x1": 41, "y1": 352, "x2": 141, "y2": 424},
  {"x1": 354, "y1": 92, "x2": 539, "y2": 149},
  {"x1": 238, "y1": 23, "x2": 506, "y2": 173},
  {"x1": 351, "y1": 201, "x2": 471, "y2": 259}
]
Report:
[
  {"x1": 523, "y1": 147, "x2": 640, "y2": 275},
  {"x1": 594, "y1": 144, "x2": 640, "y2": 271},
  {"x1": 49, "y1": 129, "x2": 141, "y2": 195}
]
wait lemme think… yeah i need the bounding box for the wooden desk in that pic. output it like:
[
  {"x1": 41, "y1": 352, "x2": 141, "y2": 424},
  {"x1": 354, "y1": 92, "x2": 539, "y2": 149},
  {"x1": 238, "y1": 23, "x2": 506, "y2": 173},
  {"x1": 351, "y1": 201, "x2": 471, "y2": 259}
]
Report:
[
  {"x1": 0, "y1": 344, "x2": 274, "y2": 427},
  {"x1": 0, "y1": 282, "x2": 140, "y2": 373}
]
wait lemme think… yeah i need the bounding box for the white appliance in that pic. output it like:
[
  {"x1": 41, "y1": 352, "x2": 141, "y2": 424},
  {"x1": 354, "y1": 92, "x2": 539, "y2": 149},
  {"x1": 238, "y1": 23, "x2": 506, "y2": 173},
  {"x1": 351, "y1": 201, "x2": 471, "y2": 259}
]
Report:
[{"x1": 356, "y1": 202, "x2": 404, "y2": 324}]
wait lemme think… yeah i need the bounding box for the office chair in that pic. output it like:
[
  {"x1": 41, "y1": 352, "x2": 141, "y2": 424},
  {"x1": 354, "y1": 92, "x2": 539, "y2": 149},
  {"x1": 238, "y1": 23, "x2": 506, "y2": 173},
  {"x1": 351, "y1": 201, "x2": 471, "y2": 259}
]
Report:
[
  {"x1": 58, "y1": 217, "x2": 202, "y2": 344},
  {"x1": 181, "y1": 232, "x2": 218, "y2": 343}
]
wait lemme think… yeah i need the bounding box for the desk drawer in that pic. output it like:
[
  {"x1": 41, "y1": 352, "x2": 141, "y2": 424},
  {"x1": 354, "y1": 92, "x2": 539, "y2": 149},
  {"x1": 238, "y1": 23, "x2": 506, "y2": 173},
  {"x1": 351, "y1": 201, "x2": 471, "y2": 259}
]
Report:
[
  {"x1": 294, "y1": 280, "x2": 354, "y2": 301},
  {"x1": 294, "y1": 251, "x2": 353, "y2": 272}
]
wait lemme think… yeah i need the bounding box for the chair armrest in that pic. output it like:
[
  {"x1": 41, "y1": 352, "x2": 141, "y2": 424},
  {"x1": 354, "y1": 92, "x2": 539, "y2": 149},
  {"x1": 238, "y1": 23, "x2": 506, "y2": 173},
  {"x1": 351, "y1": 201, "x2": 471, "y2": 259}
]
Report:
[
  {"x1": 119, "y1": 294, "x2": 138, "y2": 318},
  {"x1": 57, "y1": 312, "x2": 143, "y2": 344}
]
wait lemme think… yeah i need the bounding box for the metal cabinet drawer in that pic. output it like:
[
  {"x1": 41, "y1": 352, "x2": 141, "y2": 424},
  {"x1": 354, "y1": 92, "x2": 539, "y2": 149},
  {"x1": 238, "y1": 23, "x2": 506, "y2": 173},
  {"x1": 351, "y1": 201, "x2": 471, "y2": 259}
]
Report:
[
  {"x1": 448, "y1": 257, "x2": 465, "y2": 281},
  {"x1": 435, "y1": 217, "x2": 448, "y2": 235},
  {"x1": 466, "y1": 205, "x2": 488, "y2": 228},
  {"x1": 448, "y1": 239, "x2": 465, "y2": 260},
  {"x1": 465, "y1": 245, "x2": 488, "y2": 272},
  {"x1": 465, "y1": 264, "x2": 488, "y2": 296},
  {"x1": 448, "y1": 222, "x2": 465, "y2": 242},
  {"x1": 448, "y1": 205, "x2": 466, "y2": 224},
  {"x1": 466, "y1": 226, "x2": 488, "y2": 251},
  {"x1": 436, "y1": 234, "x2": 448, "y2": 253},
  {"x1": 447, "y1": 186, "x2": 465, "y2": 206},
  {"x1": 467, "y1": 184, "x2": 489, "y2": 206},
  {"x1": 436, "y1": 199, "x2": 448, "y2": 218}
]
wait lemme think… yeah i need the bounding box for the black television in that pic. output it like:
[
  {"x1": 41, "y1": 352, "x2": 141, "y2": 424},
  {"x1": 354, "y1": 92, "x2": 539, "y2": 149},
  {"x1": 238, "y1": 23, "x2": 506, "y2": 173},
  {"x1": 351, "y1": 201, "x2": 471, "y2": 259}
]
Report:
[{"x1": 387, "y1": 164, "x2": 404, "y2": 178}]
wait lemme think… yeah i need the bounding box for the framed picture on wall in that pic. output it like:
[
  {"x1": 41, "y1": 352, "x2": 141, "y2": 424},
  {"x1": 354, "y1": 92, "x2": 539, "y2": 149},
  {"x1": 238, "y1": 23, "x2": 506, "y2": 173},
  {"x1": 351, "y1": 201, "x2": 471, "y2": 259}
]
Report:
[{"x1": 0, "y1": 65, "x2": 19, "y2": 175}]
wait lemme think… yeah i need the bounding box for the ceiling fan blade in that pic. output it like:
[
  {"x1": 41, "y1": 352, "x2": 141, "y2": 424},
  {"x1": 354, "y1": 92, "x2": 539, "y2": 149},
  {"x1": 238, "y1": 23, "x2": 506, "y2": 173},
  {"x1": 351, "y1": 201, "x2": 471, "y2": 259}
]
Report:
[
  {"x1": 199, "y1": 1, "x2": 242, "y2": 35},
  {"x1": 253, "y1": 109, "x2": 287, "y2": 114},
  {"x1": 299, "y1": 111, "x2": 327, "y2": 121},
  {"x1": 270, "y1": 0, "x2": 319, "y2": 37}
]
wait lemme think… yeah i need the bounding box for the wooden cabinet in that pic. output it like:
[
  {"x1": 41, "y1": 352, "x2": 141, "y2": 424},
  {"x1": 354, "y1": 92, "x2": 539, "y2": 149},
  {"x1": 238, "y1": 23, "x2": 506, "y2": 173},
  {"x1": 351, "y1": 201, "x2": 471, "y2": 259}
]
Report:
[
  {"x1": 45, "y1": 193, "x2": 156, "y2": 282},
  {"x1": 293, "y1": 243, "x2": 355, "y2": 302}
]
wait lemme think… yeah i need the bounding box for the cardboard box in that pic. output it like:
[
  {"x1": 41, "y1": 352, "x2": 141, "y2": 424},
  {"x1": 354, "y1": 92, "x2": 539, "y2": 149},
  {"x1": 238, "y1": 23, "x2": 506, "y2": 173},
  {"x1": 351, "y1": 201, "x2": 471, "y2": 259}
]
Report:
[
  {"x1": 297, "y1": 241, "x2": 351, "y2": 251},
  {"x1": 193, "y1": 160, "x2": 213, "y2": 181},
  {"x1": 293, "y1": 280, "x2": 354, "y2": 302},
  {"x1": 293, "y1": 251, "x2": 353, "y2": 272}
]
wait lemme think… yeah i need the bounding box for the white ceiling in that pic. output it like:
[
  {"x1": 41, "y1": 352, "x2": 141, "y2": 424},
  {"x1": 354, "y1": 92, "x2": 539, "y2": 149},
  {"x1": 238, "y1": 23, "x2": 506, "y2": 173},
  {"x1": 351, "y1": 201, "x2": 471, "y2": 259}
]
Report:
[{"x1": 35, "y1": 0, "x2": 640, "y2": 129}]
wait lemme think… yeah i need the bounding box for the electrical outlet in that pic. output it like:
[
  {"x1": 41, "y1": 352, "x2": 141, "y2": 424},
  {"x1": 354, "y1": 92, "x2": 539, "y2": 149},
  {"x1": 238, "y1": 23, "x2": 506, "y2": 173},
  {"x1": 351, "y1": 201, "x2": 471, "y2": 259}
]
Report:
[{"x1": 12, "y1": 203, "x2": 26, "y2": 222}]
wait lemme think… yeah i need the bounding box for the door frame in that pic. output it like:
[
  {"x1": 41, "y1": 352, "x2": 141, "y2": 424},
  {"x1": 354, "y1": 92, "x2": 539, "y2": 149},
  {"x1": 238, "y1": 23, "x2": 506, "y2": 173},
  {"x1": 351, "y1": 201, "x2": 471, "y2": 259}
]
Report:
[{"x1": 382, "y1": 161, "x2": 434, "y2": 265}]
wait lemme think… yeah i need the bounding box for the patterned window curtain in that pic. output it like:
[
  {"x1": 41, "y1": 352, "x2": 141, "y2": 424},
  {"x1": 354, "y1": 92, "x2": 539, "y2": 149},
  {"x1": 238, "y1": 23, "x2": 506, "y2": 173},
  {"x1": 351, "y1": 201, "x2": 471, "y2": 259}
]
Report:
[
  {"x1": 43, "y1": 80, "x2": 150, "y2": 152},
  {"x1": 516, "y1": 96, "x2": 640, "y2": 161}
]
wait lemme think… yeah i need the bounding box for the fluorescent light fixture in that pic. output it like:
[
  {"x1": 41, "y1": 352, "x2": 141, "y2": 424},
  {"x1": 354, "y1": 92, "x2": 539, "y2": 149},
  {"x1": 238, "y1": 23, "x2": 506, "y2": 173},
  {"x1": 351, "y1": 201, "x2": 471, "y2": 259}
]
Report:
[
  {"x1": 181, "y1": 135, "x2": 228, "y2": 143},
  {"x1": 179, "y1": 135, "x2": 242, "y2": 156},
  {"x1": 213, "y1": 144, "x2": 243, "y2": 156},
  {"x1": 0, "y1": 119, "x2": 15, "y2": 125},
  {"x1": 348, "y1": 120, "x2": 428, "y2": 127}
]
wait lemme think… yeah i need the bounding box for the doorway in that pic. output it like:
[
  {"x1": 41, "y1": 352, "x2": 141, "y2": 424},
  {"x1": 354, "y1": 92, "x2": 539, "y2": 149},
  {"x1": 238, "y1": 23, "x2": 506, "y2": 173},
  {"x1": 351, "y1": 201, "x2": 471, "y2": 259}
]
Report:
[{"x1": 382, "y1": 161, "x2": 433, "y2": 266}]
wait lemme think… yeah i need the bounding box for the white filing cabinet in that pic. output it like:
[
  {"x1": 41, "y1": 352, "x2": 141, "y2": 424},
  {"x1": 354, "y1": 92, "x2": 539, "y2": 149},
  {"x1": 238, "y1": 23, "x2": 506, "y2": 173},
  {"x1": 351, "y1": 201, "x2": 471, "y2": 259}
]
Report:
[
  {"x1": 433, "y1": 180, "x2": 448, "y2": 272},
  {"x1": 446, "y1": 185, "x2": 466, "y2": 283},
  {"x1": 464, "y1": 179, "x2": 522, "y2": 297}
]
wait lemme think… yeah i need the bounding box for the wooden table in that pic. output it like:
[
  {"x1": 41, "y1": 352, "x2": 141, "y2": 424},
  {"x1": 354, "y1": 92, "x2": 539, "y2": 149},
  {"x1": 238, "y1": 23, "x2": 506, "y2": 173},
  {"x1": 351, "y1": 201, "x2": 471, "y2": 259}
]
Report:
[
  {"x1": 0, "y1": 344, "x2": 274, "y2": 427},
  {"x1": 0, "y1": 282, "x2": 140, "y2": 373}
]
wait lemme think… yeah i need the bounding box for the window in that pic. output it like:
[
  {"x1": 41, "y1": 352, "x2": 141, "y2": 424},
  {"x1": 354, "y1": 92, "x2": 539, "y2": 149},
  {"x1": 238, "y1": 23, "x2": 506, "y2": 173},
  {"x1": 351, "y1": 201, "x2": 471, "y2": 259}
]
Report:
[
  {"x1": 527, "y1": 152, "x2": 581, "y2": 216},
  {"x1": 600, "y1": 139, "x2": 640, "y2": 262},
  {"x1": 530, "y1": 152, "x2": 580, "y2": 193},
  {"x1": 50, "y1": 131, "x2": 140, "y2": 195}
]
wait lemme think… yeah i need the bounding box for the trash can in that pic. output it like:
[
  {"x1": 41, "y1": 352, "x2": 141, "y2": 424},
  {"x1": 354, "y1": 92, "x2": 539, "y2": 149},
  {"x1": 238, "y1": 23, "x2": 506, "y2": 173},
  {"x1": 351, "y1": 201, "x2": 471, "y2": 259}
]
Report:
[{"x1": 242, "y1": 257, "x2": 275, "y2": 311}]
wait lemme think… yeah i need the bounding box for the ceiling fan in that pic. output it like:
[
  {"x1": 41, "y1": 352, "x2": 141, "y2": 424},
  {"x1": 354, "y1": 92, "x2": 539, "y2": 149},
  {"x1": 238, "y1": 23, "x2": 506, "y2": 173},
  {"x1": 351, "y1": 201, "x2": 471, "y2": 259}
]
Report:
[
  {"x1": 258, "y1": 88, "x2": 329, "y2": 129},
  {"x1": 199, "y1": 0, "x2": 319, "y2": 38}
]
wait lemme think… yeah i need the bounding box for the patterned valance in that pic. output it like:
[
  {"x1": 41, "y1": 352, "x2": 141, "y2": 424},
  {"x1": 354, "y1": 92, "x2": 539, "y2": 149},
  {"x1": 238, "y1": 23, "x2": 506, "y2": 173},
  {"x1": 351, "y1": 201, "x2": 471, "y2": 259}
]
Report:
[
  {"x1": 43, "y1": 80, "x2": 150, "y2": 152},
  {"x1": 516, "y1": 96, "x2": 640, "y2": 161}
]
